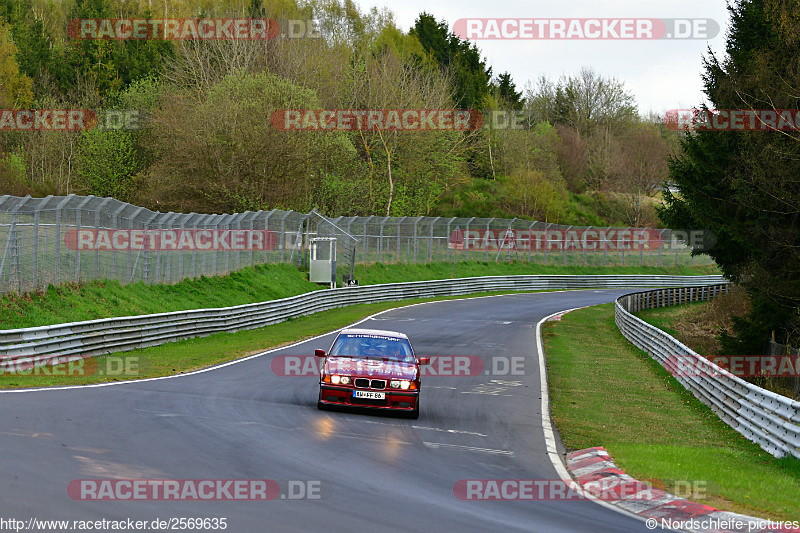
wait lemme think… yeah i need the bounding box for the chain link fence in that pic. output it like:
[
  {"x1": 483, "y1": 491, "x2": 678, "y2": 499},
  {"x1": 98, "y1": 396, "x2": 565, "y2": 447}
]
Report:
[{"x1": 0, "y1": 194, "x2": 709, "y2": 294}]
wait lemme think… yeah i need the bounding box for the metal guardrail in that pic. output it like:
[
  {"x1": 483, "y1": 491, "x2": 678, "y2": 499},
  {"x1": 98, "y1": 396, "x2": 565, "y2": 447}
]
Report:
[
  {"x1": 616, "y1": 286, "x2": 800, "y2": 460},
  {"x1": 0, "y1": 275, "x2": 725, "y2": 369}
]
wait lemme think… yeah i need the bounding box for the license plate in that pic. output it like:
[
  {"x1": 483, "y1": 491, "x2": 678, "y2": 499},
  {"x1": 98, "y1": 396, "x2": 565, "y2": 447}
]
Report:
[{"x1": 353, "y1": 390, "x2": 385, "y2": 400}]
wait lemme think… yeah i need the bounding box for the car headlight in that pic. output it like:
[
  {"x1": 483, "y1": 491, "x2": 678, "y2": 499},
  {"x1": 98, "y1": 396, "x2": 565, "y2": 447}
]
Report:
[
  {"x1": 331, "y1": 375, "x2": 341, "y2": 384},
  {"x1": 390, "y1": 380, "x2": 401, "y2": 388},
  {"x1": 340, "y1": 376, "x2": 351, "y2": 385},
  {"x1": 400, "y1": 380, "x2": 411, "y2": 390}
]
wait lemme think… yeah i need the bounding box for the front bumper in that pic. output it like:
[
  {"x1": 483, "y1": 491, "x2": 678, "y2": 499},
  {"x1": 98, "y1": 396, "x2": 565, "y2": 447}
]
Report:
[{"x1": 319, "y1": 384, "x2": 419, "y2": 410}]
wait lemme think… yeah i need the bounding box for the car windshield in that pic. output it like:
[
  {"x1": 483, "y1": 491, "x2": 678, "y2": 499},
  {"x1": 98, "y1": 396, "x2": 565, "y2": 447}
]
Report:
[{"x1": 330, "y1": 334, "x2": 415, "y2": 362}]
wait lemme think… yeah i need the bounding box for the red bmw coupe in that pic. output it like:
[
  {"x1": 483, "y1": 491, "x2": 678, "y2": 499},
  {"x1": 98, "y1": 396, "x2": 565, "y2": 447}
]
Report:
[{"x1": 316, "y1": 328, "x2": 430, "y2": 419}]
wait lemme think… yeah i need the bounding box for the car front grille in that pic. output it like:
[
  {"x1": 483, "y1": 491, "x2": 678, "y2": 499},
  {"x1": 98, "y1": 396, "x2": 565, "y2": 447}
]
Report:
[{"x1": 353, "y1": 378, "x2": 386, "y2": 390}]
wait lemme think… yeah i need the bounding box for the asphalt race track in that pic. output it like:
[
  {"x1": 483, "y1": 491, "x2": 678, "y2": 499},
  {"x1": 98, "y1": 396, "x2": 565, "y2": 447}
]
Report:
[{"x1": 0, "y1": 289, "x2": 676, "y2": 532}]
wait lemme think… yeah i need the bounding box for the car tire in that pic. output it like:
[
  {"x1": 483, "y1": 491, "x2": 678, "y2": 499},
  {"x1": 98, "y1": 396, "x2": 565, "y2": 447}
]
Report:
[
  {"x1": 317, "y1": 391, "x2": 328, "y2": 411},
  {"x1": 407, "y1": 402, "x2": 420, "y2": 419}
]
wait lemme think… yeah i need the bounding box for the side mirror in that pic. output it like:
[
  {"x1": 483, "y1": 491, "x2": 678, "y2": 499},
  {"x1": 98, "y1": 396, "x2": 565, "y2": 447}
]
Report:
[
  {"x1": 315, "y1": 349, "x2": 327, "y2": 358},
  {"x1": 419, "y1": 357, "x2": 431, "y2": 366}
]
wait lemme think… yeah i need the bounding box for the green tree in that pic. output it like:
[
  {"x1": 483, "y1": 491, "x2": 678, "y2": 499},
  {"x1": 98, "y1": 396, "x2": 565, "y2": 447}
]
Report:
[
  {"x1": 0, "y1": 20, "x2": 32, "y2": 106},
  {"x1": 77, "y1": 129, "x2": 140, "y2": 201},
  {"x1": 146, "y1": 70, "x2": 358, "y2": 213},
  {"x1": 659, "y1": 0, "x2": 800, "y2": 351},
  {"x1": 410, "y1": 12, "x2": 492, "y2": 109},
  {"x1": 493, "y1": 72, "x2": 522, "y2": 110}
]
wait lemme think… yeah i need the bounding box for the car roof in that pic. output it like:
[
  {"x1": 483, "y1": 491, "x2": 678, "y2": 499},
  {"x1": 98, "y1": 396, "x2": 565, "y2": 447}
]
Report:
[{"x1": 337, "y1": 328, "x2": 409, "y2": 340}]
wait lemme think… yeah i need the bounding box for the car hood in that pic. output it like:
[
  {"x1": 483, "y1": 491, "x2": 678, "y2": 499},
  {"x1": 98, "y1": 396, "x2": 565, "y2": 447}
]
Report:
[{"x1": 324, "y1": 357, "x2": 418, "y2": 380}]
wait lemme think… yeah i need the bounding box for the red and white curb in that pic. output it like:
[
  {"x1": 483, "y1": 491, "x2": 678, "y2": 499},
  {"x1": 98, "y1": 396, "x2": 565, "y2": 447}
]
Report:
[
  {"x1": 547, "y1": 306, "x2": 589, "y2": 321},
  {"x1": 566, "y1": 447, "x2": 799, "y2": 532}
]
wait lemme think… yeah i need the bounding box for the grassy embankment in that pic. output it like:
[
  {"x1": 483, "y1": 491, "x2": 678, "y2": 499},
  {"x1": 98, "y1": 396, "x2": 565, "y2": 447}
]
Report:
[{"x1": 543, "y1": 304, "x2": 800, "y2": 521}]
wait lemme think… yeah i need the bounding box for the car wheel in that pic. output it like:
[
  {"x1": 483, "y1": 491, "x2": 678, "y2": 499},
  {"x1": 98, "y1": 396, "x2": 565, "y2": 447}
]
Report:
[{"x1": 407, "y1": 402, "x2": 420, "y2": 419}]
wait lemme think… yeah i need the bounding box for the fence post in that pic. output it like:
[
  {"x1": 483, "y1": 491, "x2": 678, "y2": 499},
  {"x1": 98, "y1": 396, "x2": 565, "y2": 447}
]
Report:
[
  {"x1": 484, "y1": 218, "x2": 494, "y2": 262},
  {"x1": 544, "y1": 223, "x2": 553, "y2": 265},
  {"x1": 93, "y1": 197, "x2": 113, "y2": 280},
  {"x1": 464, "y1": 217, "x2": 475, "y2": 261},
  {"x1": 54, "y1": 195, "x2": 75, "y2": 286},
  {"x1": 161, "y1": 212, "x2": 180, "y2": 283},
  {"x1": 445, "y1": 218, "x2": 455, "y2": 263},
  {"x1": 621, "y1": 226, "x2": 630, "y2": 266},
  {"x1": 73, "y1": 195, "x2": 94, "y2": 282},
  {"x1": 0, "y1": 197, "x2": 29, "y2": 292},
  {"x1": 583, "y1": 226, "x2": 591, "y2": 266},
  {"x1": 32, "y1": 207, "x2": 39, "y2": 290},
  {"x1": 378, "y1": 218, "x2": 386, "y2": 263},
  {"x1": 278, "y1": 211, "x2": 291, "y2": 263},
  {"x1": 395, "y1": 217, "x2": 405, "y2": 263},
  {"x1": 428, "y1": 217, "x2": 438, "y2": 263},
  {"x1": 528, "y1": 222, "x2": 535, "y2": 263},
  {"x1": 136, "y1": 210, "x2": 159, "y2": 283},
  {"x1": 110, "y1": 200, "x2": 127, "y2": 281},
  {"x1": 362, "y1": 216, "x2": 372, "y2": 264}
]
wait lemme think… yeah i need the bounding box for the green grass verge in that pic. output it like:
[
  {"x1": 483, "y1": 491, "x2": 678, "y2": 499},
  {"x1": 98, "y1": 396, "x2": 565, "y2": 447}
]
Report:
[
  {"x1": 0, "y1": 263, "x2": 322, "y2": 329},
  {"x1": 0, "y1": 261, "x2": 718, "y2": 329},
  {"x1": 0, "y1": 289, "x2": 537, "y2": 389},
  {"x1": 543, "y1": 304, "x2": 800, "y2": 520}
]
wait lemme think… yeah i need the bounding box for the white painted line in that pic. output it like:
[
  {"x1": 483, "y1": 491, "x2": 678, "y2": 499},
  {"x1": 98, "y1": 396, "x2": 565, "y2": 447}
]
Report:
[
  {"x1": 535, "y1": 307, "x2": 654, "y2": 527},
  {"x1": 412, "y1": 426, "x2": 488, "y2": 437},
  {"x1": 423, "y1": 442, "x2": 514, "y2": 456}
]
